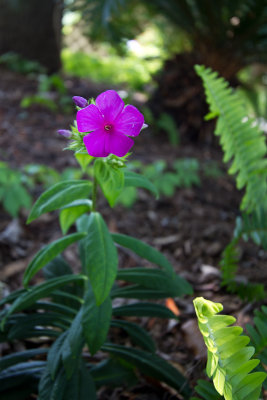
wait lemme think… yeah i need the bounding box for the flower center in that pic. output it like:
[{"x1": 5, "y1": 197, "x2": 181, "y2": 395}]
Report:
[{"x1": 104, "y1": 124, "x2": 112, "y2": 132}]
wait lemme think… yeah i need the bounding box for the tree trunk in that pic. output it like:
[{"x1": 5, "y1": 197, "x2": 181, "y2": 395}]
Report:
[{"x1": 0, "y1": 0, "x2": 63, "y2": 73}]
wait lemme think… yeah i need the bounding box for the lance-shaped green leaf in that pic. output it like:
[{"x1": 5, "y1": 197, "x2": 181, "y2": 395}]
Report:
[
  {"x1": 193, "y1": 297, "x2": 267, "y2": 400},
  {"x1": 112, "y1": 302, "x2": 177, "y2": 319},
  {"x1": 27, "y1": 180, "x2": 92, "y2": 223},
  {"x1": 63, "y1": 361, "x2": 97, "y2": 400},
  {"x1": 82, "y1": 283, "x2": 112, "y2": 355},
  {"x1": 1, "y1": 275, "x2": 87, "y2": 327},
  {"x1": 0, "y1": 349, "x2": 48, "y2": 372},
  {"x1": 90, "y1": 358, "x2": 137, "y2": 388},
  {"x1": 111, "y1": 320, "x2": 155, "y2": 352},
  {"x1": 102, "y1": 343, "x2": 191, "y2": 397},
  {"x1": 94, "y1": 159, "x2": 124, "y2": 207},
  {"x1": 38, "y1": 366, "x2": 66, "y2": 400},
  {"x1": 46, "y1": 309, "x2": 85, "y2": 380},
  {"x1": 0, "y1": 361, "x2": 45, "y2": 393},
  {"x1": 59, "y1": 199, "x2": 92, "y2": 234},
  {"x1": 61, "y1": 309, "x2": 85, "y2": 378},
  {"x1": 124, "y1": 170, "x2": 158, "y2": 197},
  {"x1": 2, "y1": 275, "x2": 86, "y2": 325},
  {"x1": 117, "y1": 267, "x2": 192, "y2": 296},
  {"x1": 23, "y1": 233, "x2": 86, "y2": 287},
  {"x1": 77, "y1": 213, "x2": 118, "y2": 305},
  {"x1": 113, "y1": 233, "x2": 181, "y2": 279},
  {"x1": 111, "y1": 284, "x2": 182, "y2": 300}
]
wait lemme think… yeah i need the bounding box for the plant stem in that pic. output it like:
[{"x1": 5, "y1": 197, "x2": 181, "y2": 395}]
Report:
[{"x1": 92, "y1": 175, "x2": 98, "y2": 211}]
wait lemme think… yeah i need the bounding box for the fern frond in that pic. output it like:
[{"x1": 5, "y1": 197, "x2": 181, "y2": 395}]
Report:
[
  {"x1": 193, "y1": 297, "x2": 266, "y2": 400},
  {"x1": 220, "y1": 238, "x2": 265, "y2": 301},
  {"x1": 195, "y1": 65, "x2": 267, "y2": 212},
  {"x1": 234, "y1": 208, "x2": 267, "y2": 250},
  {"x1": 246, "y1": 305, "x2": 267, "y2": 366}
]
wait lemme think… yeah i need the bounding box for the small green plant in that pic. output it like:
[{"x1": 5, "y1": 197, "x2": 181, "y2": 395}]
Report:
[
  {"x1": 142, "y1": 107, "x2": 180, "y2": 145},
  {"x1": 0, "y1": 162, "x2": 32, "y2": 217},
  {"x1": 117, "y1": 158, "x2": 200, "y2": 207},
  {"x1": 21, "y1": 74, "x2": 72, "y2": 113},
  {"x1": 193, "y1": 297, "x2": 266, "y2": 400},
  {"x1": 0, "y1": 52, "x2": 45, "y2": 75},
  {"x1": 157, "y1": 112, "x2": 180, "y2": 146}
]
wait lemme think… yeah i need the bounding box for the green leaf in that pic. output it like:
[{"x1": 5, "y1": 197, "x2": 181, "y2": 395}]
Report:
[
  {"x1": 117, "y1": 267, "x2": 192, "y2": 296},
  {"x1": 6, "y1": 313, "x2": 69, "y2": 340},
  {"x1": 112, "y1": 233, "x2": 174, "y2": 276},
  {"x1": 111, "y1": 320, "x2": 156, "y2": 352},
  {"x1": 112, "y1": 302, "x2": 177, "y2": 319},
  {"x1": 90, "y1": 358, "x2": 137, "y2": 388},
  {"x1": 0, "y1": 288, "x2": 27, "y2": 307},
  {"x1": 43, "y1": 255, "x2": 73, "y2": 279},
  {"x1": 77, "y1": 213, "x2": 118, "y2": 305},
  {"x1": 3, "y1": 275, "x2": 86, "y2": 318},
  {"x1": 46, "y1": 310, "x2": 85, "y2": 380},
  {"x1": 102, "y1": 343, "x2": 191, "y2": 397},
  {"x1": 61, "y1": 309, "x2": 85, "y2": 378},
  {"x1": 0, "y1": 349, "x2": 48, "y2": 372},
  {"x1": 27, "y1": 180, "x2": 92, "y2": 223},
  {"x1": 23, "y1": 232, "x2": 86, "y2": 286},
  {"x1": 82, "y1": 282, "x2": 112, "y2": 355},
  {"x1": 75, "y1": 152, "x2": 94, "y2": 172},
  {"x1": 94, "y1": 159, "x2": 124, "y2": 207},
  {"x1": 43, "y1": 256, "x2": 83, "y2": 307},
  {"x1": 111, "y1": 284, "x2": 182, "y2": 300},
  {"x1": 47, "y1": 332, "x2": 69, "y2": 380},
  {"x1": 3, "y1": 184, "x2": 32, "y2": 217},
  {"x1": 0, "y1": 361, "x2": 45, "y2": 392},
  {"x1": 38, "y1": 366, "x2": 66, "y2": 400},
  {"x1": 124, "y1": 170, "x2": 158, "y2": 197},
  {"x1": 63, "y1": 361, "x2": 97, "y2": 400},
  {"x1": 59, "y1": 199, "x2": 92, "y2": 234}
]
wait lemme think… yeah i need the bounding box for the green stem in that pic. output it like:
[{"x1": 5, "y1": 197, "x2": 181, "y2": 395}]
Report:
[{"x1": 92, "y1": 174, "x2": 98, "y2": 212}]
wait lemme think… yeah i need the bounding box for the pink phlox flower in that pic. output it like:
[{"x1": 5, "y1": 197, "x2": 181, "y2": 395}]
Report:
[{"x1": 76, "y1": 90, "x2": 144, "y2": 157}]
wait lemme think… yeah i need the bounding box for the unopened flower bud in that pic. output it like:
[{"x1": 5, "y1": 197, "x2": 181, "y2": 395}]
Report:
[
  {"x1": 58, "y1": 129, "x2": 72, "y2": 138},
  {"x1": 72, "y1": 96, "x2": 88, "y2": 108}
]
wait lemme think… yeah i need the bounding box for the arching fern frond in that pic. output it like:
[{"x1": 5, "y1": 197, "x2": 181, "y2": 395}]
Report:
[
  {"x1": 220, "y1": 238, "x2": 265, "y2": 301},
  {"x1": 246, "y1": 305, "x2": 267, "y2": 390},
  {"x1": 195, "y1": 65, "x2": 267, "y2": 213},
  {"x1": 193, "y1": 297, "x2": 266, "y2": 400},
  {"x1": 220, "y1": 207, "x2": 267, "y2": 301},
  {"x1": 246, "y1": 305, "x2": 267, "y2": 368}
]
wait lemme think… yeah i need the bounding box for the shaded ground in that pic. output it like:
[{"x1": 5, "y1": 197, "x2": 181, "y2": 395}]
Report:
[{"x1": 0, "y1": 67, "x2": 267, "y2": 399}]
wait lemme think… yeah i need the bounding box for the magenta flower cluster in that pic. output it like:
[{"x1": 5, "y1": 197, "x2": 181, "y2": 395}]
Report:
[{"x1": 76, "y1": 90, "x2": 144, "y2": 157}]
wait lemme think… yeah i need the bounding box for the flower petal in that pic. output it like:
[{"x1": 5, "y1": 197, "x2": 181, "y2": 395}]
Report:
[
  {"x1": 115, "y1": 105, "x2": 144, "y2": 137},
  {"x1": 83, "y1": 130, "x2": 109, "y2": 157},
  {"x1": 77, "y1": 104, "x2": 103, "y2": 133},
  {"x1": 105, "y1": 132, "x2": 134, "y2": 157},
  {"x1": 95, "y1": 90, "x2": 124, "y2": 121}
]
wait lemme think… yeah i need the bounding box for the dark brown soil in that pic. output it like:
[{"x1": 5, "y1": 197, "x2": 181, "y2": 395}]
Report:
[{"x1": 0, "y1": 67, "x2": 266, "y2": 399}]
